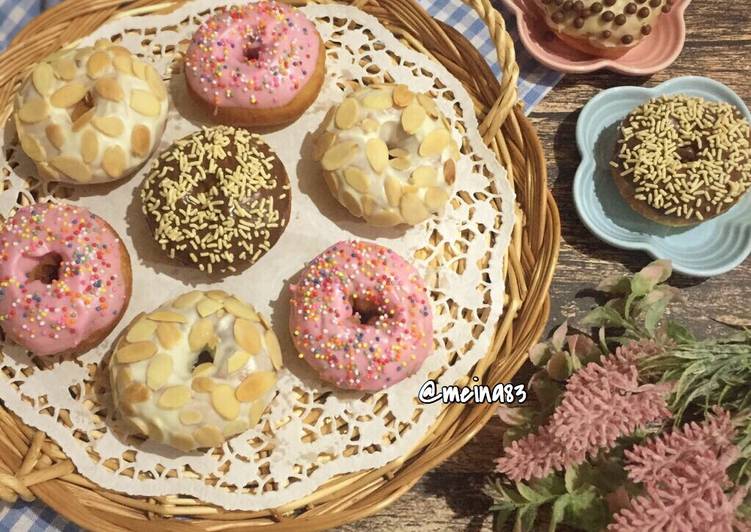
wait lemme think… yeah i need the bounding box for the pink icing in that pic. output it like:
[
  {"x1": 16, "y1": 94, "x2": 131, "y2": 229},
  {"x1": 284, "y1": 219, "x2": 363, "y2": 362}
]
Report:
[
  {"x1": 0, "y1": 203, "x2": 130, "y2": 356},
  {"x1": 289, "y1": 240, "x2": 433, "y2": 391},
  {"x1": 185, "y1": 1, "x2": 321, "y2": 110}
]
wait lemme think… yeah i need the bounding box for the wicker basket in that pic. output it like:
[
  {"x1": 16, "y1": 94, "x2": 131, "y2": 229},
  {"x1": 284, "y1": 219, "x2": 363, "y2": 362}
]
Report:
[{"x1": 0, "y1": 0, "x2": 559, "y2": 529}]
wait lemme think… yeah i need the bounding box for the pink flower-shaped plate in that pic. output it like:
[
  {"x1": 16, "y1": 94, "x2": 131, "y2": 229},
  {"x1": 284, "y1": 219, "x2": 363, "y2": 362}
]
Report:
[{"x1": 500, "y1": 0, "x2": 691, "y2": 75}]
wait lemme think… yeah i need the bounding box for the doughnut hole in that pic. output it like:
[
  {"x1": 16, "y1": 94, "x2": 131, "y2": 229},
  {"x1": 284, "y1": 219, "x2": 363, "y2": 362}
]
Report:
[
  {"x1": 380, "y1": 121, "x2": 419, "y2": 157},
  {"x1": 28, "y1": 252, "x2": 64, "y2": 284},
  {"x1": 69, "y1": 91, "x2": 95, "y2": 122},
  {"x1": 350, "y1": 295, "x2": 395, "y2": 326},
  {"x1": 243, "y1": 42, "x2": 264, "y2": 62}
]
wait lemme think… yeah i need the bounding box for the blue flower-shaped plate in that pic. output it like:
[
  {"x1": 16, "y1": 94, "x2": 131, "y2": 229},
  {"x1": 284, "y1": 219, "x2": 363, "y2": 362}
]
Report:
[{"x1": 574, "y1": 76, "x2": 751, "y2": 277}]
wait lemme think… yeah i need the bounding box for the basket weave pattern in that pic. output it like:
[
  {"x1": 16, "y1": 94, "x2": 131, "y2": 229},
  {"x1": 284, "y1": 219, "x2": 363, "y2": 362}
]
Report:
[{"x1": 0, "y1": 0, "x2": 559, "y2": 529}]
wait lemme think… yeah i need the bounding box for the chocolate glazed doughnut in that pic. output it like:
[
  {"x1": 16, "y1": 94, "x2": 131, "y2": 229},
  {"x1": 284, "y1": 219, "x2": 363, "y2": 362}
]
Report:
[
  {"x1": 140, "y1": 126, "x2": 291, "y2": 274},
  {"x1": 611, "y1": 95, "x2": 751, "y2": 227}
]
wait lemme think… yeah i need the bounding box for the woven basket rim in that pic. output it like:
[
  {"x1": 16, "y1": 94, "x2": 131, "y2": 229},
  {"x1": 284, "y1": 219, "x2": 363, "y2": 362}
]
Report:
[{"x1": 0, "y1": 0, "x2": 560, "y2": 529}]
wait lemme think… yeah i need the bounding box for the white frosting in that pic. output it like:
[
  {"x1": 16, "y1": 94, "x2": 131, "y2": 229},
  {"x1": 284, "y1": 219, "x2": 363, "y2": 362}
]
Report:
[
  {"x1": 109, "y1": 290, "x2": 281, "y2": 452},
  {"x1": 14, "y1": 39, "x2": 168, "y2": 185},
  {"x1": 316, "y1": 84, "x2": 459, "y2": 227}
]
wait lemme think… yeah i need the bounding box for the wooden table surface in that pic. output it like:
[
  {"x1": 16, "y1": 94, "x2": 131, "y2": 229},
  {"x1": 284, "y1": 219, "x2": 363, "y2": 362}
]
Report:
[{"x1": 340, "y1": 1, "x2": 751, "y2": 530}]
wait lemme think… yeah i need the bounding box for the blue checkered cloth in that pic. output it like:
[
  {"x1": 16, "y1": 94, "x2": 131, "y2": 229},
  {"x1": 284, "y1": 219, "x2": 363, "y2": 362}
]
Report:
[{"x1": 0, "y1": 0, "x2": 561, "y2": 530}]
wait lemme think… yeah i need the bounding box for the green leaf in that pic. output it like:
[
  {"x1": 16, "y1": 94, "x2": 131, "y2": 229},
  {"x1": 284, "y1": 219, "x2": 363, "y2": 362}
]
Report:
[
  {"x1": 546, "y1": 351, "x2": 573, "y2": 381},
  {"x1": 562, "y1": 485, "x2": 611, "y2": 532},
  {"x1": 581, "y1": 305, "x2": 628, "y2": 329},
  {"x1": 529, "y1": 343, "x2": 551, "y2": 366},
  {"x1": 564, "y1": 466, "x2": 579, "y2": 493},
  {"x1": 552, "y1": 321, "x2": 568, "y2": 351},
  {"x1": 516, "y1": 482, "x2": 546, "y2": 503},
  {"x1": 597, "y1": 274, "x2": 631, "y2": 294},
  {"x1": 549, "y1": 495, "x2": 570, "y2": 532},
  {"x1": 666, "y1": 320, "x2": 696, "y2": 344},
  {"x1": 492, "y1": 506, "x2": 516, "y2": 531},
  {"x1": 644, "y1": 294, "x2": 672, "y2": 336},
  {"x1": 529, "y1": 372, "x2": 562, "y2": 408},
  {"x1": 515, "y1": 504, "x2": 538, "y2": 532}
]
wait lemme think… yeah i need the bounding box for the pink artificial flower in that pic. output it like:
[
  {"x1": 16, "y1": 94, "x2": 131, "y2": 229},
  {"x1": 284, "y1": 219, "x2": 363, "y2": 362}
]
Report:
[
  {"x1": 497, "y1": 341, "x2": 672, "y2": 482},
  {"x1": 609, "y1": 409, "x2": 748, "y2": 532}
]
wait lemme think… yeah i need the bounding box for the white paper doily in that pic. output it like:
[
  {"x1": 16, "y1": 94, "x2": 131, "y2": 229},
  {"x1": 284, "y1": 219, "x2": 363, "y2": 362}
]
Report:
[{"x1": 0, "y1": 2, "x2": 514, "y2": 510}]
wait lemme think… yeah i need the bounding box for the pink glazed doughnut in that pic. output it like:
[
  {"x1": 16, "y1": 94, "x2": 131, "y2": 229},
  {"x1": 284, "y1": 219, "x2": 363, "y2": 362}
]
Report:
[
  {"x1": 185, "y1": 1, "x2": 326, "y2": 128},
  {"x1": 289, "y1": 241, "x2": 433, "y2": 391},
  {"x1": 0, "y1": 203, "x2": 132, "y2": 357}
]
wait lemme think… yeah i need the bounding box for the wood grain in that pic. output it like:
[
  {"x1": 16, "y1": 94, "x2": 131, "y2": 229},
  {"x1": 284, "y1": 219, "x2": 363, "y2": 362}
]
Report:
[{"x1": 340, "y1": 1, "x2": 751, "y2": 530}]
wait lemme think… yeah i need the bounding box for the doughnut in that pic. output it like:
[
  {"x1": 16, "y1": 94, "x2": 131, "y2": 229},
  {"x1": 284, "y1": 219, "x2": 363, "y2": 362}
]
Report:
[
  {"x1": 289, "y1": 241, "x2": 433, "y2": 391},
  {"x1": 313, "y1": 84, "x2": 459, "y2": 227},
  {"x1": 14, "y1": 39, "x2": 168, "y2": 185},
  {"x1": 611, "y1": 95, "x2": 751, "y2": 226},
  {"x1": 0, "y1": 203, "x2": 132, "y2": 356},
  {"x1": 185, "y1": 1, "x2": 325, "y2": 128},
  {"x1": 109, "y1": 290, "x2": 282, "y2": 451},
  {"x1": 140, "y1": 126, "x2": 291, "y2": 275},
  {"x1": 532, "y1": 0, "x2": 672, "y2": 57}
]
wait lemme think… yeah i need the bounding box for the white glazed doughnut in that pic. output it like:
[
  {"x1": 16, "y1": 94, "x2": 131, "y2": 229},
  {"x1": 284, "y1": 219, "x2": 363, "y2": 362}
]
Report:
[
  {"x1": 14, "y1": 39, "x2": 168, "y2": 185},
  {"x1": 109, "y1": 290, "x2": 282, "y2": 451},
  {"x1": 314, "y1": 84, "x2": 459, "y2": 227}
]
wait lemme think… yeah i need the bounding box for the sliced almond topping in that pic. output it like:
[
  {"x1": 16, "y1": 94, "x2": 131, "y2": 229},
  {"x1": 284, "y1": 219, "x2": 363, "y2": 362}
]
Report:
[
  {"x1": 80, "y1": 130, "x2": 98, "y2": 164},
  {"x1": 400, "y1": 192, "x2": 430, "y2": 226},
  {"x1": 171, "y1": 434, "x2": 195, "y2": 452},
  {"x1": 393, "y1": 84, "x2": 414, "y2": 108},
  {"x1": 193, "y1": 426, "x2": 224, "y2": 448},
  {"x1": 224, "y1": 298, "x2": 259, "y2": 321},
  {"x1": 341, "y1": 189, "x2": 363, "y2": 217},
  {"x1": 197, "y1": 298, "x2": 223, "y2": 317},
  {"x1": 401, "y1": 103, "x2": 426, "y2": 135},
  {"x1": 19, "y1": 134, "x2": 46, "y2": 162},
  {"x1": 391, "y1": 157, "x2": 410, "y2": 171},
  {"x1": 130, "y1": 89, "x2": 160, "y2": 116},
  {"x1": 191, "y1": 376, "x2": 216, "y2": 393},
  {"x1": 87, "y1": 51, "x2": 111, "y2": 78},
  {"x1": 425, "y1": 187, "x2": 450, "y2": 211},
  {"x1": 443, "y1": 159, "x2": 456, "y2": 185},
  {"x1": 50, "y1": 82, "x2": 87, "y2": 108},
  {"x1": 313, "y1": 131, "x2": 336, "y2": 161},
  {"x1": 122, "y1": 383, "x2": 150, "y2": 404},
  {"x1": 192, "y1": 363, "x2": 215, "y2": 377},
  {"x1": 361, "y1": 118, "x2": 380, "y2": 133},
  {"x1": 369, "y1": 209, "x2": 402, "y2": 227},
  {"x1": 17, "y1": 98, "x2": 48, "y2": 123},
  {"x1": 236, "y1": 372, "x2": 277, "y2": 402},
  {"x1": 92, "y1": 116, "x2": 125, "y2": 137},
  {"x1": 211, "y1": 384, "x2": 240, "y2": 420},
  {"x1": 385, "y1": 175, "x2": 403, "y2": 207},
  {"x1": 207, "y1": 290, "x2": 229, "y2": 301},
  {"x1": 132, "y1": 59, "x2": 147, "y2": 80},
  {"x1": 234, "y1": 319, "x2": 262, "y2": 354},
  {"x1": 71, "y1": 108, "x2": 95, "y2": 132},
  {"x1": 412, "y1": 166, "x2": 437, "y2": 187},
  {"x1": 32, "y1": 64, "x2": 55, "y2": 96},
  {"x1": 109, "y1": 45, "x2": 130, "y2": 57},
  {"x1": 366, "y1": 138, "x2": 388, "y2": 174},
  {"x1": 157, "y1": 322, "x2": 181, "y2": 349},
  {"x1": 114, "y1": 367, "x2": 132, "y2": 393},
  {"x1": 102, "y1": 145, "x2": 126, "y2": 178},
  {"x1": 363, "y1": 90, "x2": 392, "y2": 110},
  {"x1": 94, "y1": 77, "x2": 124, "y2": 101},
  {"x1": 344, "y1": 166, "x2": 370, "y2": 193},
  {"x1": 223, "y1": 420, "x2": 249, "y2": 438},
  {"x1": 115, "y1": 341, "x2": 157, "y2": 364},
  {"x1": 50, "y1": 155, "x2": 91, "y2": 183},
  {"x1": 419, "y1": 128, "x2": 451, "y2": 158},
  {"x1": 113, "y1": 54, "x2": 132, "y2": 75},
  {"x1": 53, "y1": 58, "x2": 76, "y2": 81},
  {"x1": 146, "y1": 353, "x2": 173, "y2": 391},
  {"x1": 389, "y1": 148, "x2": 410, "y2": 158},
  {"x1": 179, "y1": 409, "x2": 203, "y2": 426},
  {"x1": 227, "y1": 350, "x2": 251, "y2": 374},
  {"x1": 46, "y1": 124, "x2": 66, "y2": 150},
  {"x1": 321, "y1": 141, "x2": 358, "y2": 171},
  {"x1": 131, "y1": 125, "x2": 151, "y2": 158},
  {"x1": 94, "y1": 38, "x2": 111, "y2": 50},
  {"x1": 417, "y1": 93, "x2": 440, "y2": 118},
  {"x1": 265, "y1": 329, "x2": 283, "y2": 370},
  {"x1": 126, "y1": 317, "x2": 157, "y2": 343},
  {"x1": 149, "y1": 310, "x2": 187, "y2": 323},
  {"x1": 173, "y1": 291, "x2": 204, "y2": 309},
  {"x1": 157, "y1": 385, "x2": 191, "y2": 410},
  {"x1": 323, "y1": 171, "x2": 339, "y2": 195},
  {"x1": 335, "y1": 97, "x2": 360, "y2": 130},
  {"x1": 37, "y1": 162, "x2": 60, "y2": 181},
  {"x1": 145, "y1": 65, "x2": 167, "y2": 100},
  {"x1": 189, "y1": 318, "x2": 214, "y2": 351},
  {"x1": 362, "y1": 195, "x2": 376, "y2": 217}
]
